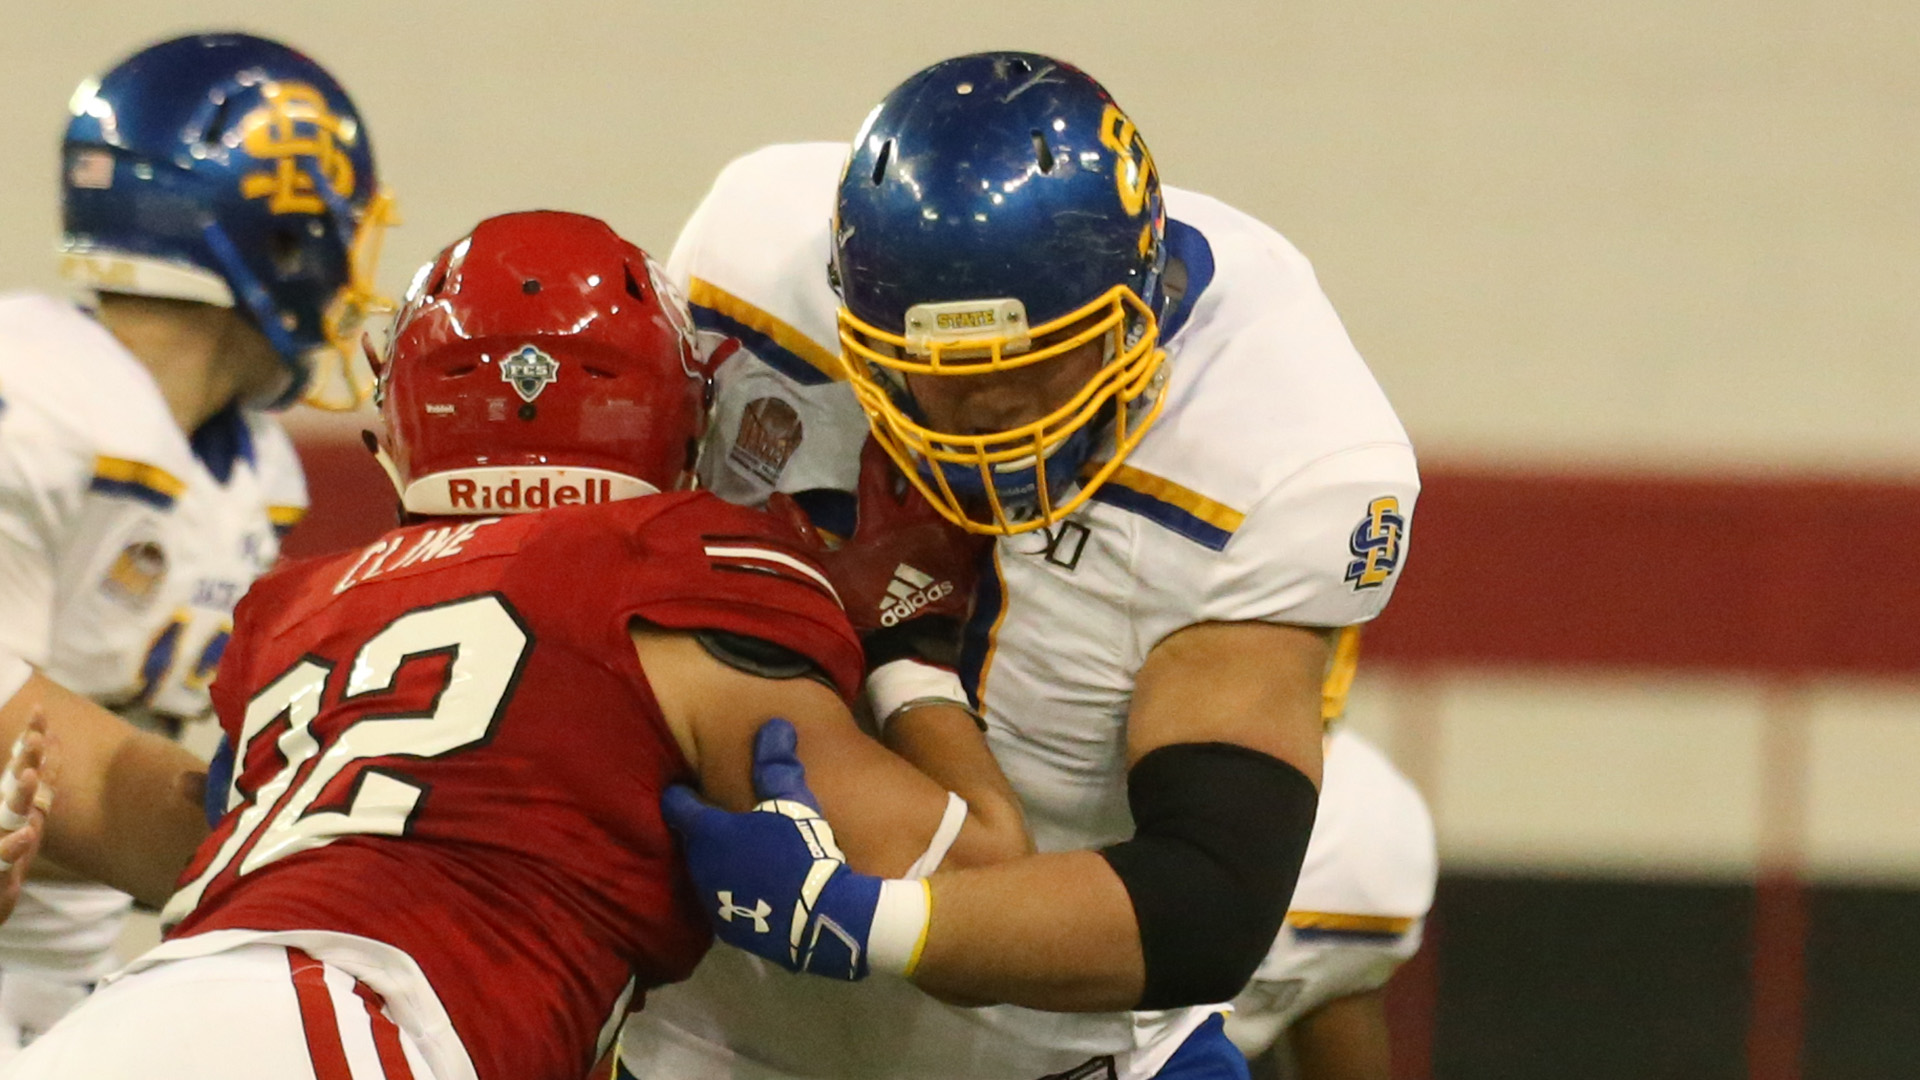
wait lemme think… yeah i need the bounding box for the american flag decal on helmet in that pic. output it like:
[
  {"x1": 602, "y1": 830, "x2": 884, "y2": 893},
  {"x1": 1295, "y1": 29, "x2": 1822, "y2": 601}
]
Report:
[{"x1": 702, "y1": 541, "x2": 841, "y2": 607}]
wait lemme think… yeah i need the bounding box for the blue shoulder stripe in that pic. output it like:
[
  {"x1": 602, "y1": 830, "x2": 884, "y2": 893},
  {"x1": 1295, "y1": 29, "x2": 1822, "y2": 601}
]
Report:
[
  {"x1": 89, "y1": 456, "x2": 183, "y2": 511},
  {"x1": 1085, "y1": 463, "x2": 1244, "y2": 552},
  {"x1": 685, "y1": 278, "x2": 843, "y2": 388}
]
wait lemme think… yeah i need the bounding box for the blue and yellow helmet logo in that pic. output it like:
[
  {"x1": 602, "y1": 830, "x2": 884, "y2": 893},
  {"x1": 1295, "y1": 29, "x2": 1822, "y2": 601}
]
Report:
[
  {"x1": 234, "y1": 79, "x2": 397, "y2": 410},
  {"x1": 237, "y1": 80, "x2": 360, "y2": 215}
]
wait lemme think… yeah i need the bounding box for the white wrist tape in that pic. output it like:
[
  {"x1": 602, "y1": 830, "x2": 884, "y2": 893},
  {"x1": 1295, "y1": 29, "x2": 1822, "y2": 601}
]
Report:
[
  {"x1": 0, "y1": 737, "x2": 28, "y2": 831},
  {"x1": 0, "y1": 653, "x2": 30, "y2": 708},
  {"x1": 903, "y1": 792, "x2": 969, "y2": 880},
  {"x1": 866, "y1": 658, "x2": 971, "y2": 736},
  {"x1": 866, "y1": 878, "x2": 933, "y2": 977}
]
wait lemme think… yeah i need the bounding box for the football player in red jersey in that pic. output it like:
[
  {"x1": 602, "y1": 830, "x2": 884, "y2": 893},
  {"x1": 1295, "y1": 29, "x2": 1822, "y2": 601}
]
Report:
[{"x1": 0, "y1": 210, "x2": 1027, "y2": 1080}]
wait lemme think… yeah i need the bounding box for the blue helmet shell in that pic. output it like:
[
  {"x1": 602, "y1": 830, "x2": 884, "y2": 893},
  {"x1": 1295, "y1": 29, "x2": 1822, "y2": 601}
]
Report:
[
  {"x1": 832, "y1": 52, "x2": 1167, "y2": 334},
  {"x1": 829, "y1": 53, "x2": 1172, "y2": 530},
  {"x1": 60, "y1": 33, "x2": 381, "y2": 400}
]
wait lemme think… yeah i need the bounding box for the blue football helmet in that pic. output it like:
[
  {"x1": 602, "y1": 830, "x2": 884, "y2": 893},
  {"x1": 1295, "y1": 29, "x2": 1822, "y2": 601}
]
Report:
[
  {"x1": 832, "y1": 52, "x2": 1170, "y2": 535},
  {"x1": 59, "y1": 33, "x2": 396, "y2": 409}
]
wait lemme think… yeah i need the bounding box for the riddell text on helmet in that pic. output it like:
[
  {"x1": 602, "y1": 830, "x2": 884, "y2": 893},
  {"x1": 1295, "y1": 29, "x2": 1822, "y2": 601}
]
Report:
[{"x1": 447, "y1": 477, "x2": 617, "y2": 511}]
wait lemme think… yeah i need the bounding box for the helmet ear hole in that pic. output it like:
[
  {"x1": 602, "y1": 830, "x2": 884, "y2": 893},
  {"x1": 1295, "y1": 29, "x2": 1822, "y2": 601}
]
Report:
[
  {"x1": 1030, "y1": 130, "x2": 1056, "y2": 174},
  {"x1": 269, "y1": 227, "x2": 305, "y2": 278}
]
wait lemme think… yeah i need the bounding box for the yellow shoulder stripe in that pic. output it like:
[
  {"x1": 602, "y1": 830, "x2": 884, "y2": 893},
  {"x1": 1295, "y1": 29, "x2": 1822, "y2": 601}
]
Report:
[
  {"x1": 92, "y1": 456, "x2": 185, "y2": 497},
  {"x1": 1286, "y1": 911, "x2": 1416, "y2": 935},
  {"x1": 268, "y1": 505, "x2": 308, "y2": 527},
  {"x1": 687, "y1": 277, "x2": 844, "y2": 381},
  {"x1": 1322, "y1": 626, "x2": 1363, "y2": 724},
  {"x1": 1101, "y1": 463, "x2": 1246, "y2": 534}
]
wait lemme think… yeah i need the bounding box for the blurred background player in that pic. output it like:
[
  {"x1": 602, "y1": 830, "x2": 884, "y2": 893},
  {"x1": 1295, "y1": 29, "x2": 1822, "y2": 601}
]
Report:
[
  {"x1": 0, "y1": 31, "x2": 391, "y2": 1056},
  {"x1": 2, "y1": 210, "x2": 1029, "y2": 1080},
  {"x1": 1226, "y1": 724, "x2": 1436, "y2": 1080},
  {"x1": 621, "y1": 50, "x2": 1419, "y2": 1080}
]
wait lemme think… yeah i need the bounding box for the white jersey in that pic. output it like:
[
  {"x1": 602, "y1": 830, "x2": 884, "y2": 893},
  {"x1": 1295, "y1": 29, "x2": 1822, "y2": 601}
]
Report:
[
  {"x1": 1220, "y1": 729, "x2": 1437, "y2": 1059},
  {"x1": 623, "y1": 143, "x2": 1420, "y2": 1080},
  {"x1": 0, "y1": 293, "x2": 306, "y2": 982}
]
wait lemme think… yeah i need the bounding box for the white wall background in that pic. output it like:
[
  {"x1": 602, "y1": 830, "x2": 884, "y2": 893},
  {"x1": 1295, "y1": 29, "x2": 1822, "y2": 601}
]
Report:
[
  {"x1": 4, "y1": 0, "x2": 1917, "y2": 472},
  {"x1": 5, "y1": 4, "x2": 1916, "y2": 905}
]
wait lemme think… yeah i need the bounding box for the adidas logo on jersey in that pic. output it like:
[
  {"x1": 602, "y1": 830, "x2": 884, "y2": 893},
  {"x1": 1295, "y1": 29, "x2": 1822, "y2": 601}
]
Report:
[{"x1": 879, "y1": 564, "x2": 954, "y2": 627}]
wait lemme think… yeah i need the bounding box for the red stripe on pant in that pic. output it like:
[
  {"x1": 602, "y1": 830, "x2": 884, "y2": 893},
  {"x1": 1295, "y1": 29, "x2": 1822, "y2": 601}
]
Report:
[
  {"x1": 287, "y1": 946, "x2": 413, "y2": 1080},
  {"x1": 355, "y1": 980, "x2": 417, "y2": 1080}
]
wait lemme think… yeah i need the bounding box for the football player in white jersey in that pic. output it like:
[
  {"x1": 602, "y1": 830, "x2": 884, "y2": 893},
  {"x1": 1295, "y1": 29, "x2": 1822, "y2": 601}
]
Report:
[
  {"x1": 1226, "y1": 726, "x2": 1437, "y2": 1080},
  {"x1": 0, "y1": 32, "x2": 392, "y2": 1055},
  {"x1": 624, "y1": 51, "x2": 1420, "y2": 1080}
]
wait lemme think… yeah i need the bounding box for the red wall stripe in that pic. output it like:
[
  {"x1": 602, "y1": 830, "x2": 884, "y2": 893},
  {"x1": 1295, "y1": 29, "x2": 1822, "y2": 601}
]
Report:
[
  {"x1": 1362, "y1": 465, "x2": 1920, "y2": 676},
  {"x1": 289, "y1": 437, "x2": 1920, "y2": 676}
]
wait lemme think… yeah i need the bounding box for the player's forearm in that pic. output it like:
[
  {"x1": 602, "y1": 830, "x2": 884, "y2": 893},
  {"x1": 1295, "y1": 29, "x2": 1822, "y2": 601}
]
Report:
[
  {"x1": 882, "y1": 704, "x2": 1032, "y2": 867},
  {"x1": 1, "y1": 672, "x2": 208, "y2": 906},
  {"x1": 87, "y1": 731, "x2": 211, "y2": 907},
  {"x1": 912, "y1": 850, "x2": 1144, "y2": 1011}
]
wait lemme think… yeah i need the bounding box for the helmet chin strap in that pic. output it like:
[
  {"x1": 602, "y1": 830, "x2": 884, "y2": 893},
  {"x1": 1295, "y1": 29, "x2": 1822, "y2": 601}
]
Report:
[{"x1": 361, "y1": 429, "x2": 406, "y2": 498}]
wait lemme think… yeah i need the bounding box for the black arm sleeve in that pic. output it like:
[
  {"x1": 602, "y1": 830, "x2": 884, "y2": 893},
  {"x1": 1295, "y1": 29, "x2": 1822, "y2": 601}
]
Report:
[
  {"x1": 1098, "y1": 742, "x2": 1319, "y2": 1010},
  {"x1": 692, "y1": 628, "x2": 839, "y2": 693}
]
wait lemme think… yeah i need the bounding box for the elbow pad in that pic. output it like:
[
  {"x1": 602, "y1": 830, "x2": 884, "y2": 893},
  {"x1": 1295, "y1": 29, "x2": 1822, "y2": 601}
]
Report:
[{"x1": 1099, "y1": 742, "x2": 1318, "y2": 1010}]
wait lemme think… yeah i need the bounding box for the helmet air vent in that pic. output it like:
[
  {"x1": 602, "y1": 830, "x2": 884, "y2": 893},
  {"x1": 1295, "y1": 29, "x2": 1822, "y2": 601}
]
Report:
[
  {"x1": 201, "y1": 94, "x2": 235, "y2": 147},
  {"x1": 1031, "y1": 130, "x2": 1056, "y2": 174},
  {"x1": 623, "y1": 263, "x2": 646, "y2": 301},
  {"x1": 870, "y1": 139, "x2": 893, "y2": 185}
]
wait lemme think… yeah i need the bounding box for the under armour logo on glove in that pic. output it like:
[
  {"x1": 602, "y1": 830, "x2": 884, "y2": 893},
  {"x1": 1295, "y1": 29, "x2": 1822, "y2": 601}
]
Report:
[
  {"x1": 716, "y1": 892, "x2": 773, "y2": 934},
  {"x1": 661, "y1": 718, "x2": 931, "y2": 982}
]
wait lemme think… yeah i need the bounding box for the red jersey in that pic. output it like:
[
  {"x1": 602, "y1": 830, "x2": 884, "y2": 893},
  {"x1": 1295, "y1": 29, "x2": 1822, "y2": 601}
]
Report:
[{"x1": 163, "y1": 492, "x2": 863, "y2": 1080}]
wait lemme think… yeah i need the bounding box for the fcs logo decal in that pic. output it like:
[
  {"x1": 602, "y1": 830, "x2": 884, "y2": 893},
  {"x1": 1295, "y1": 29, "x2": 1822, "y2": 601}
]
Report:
[
  {"x1": 1345, "y1": 496, "x2": 1405, "y2": 590},
  {"x1": 1097, "y1": 103, "x2": 1157, "y2": 217},
  {"x1": 238, "y1": 81, "x2": 359, "y2": 215},
  {"x1": 500, "y1": 345, "x2": 559, "y2": 402}
]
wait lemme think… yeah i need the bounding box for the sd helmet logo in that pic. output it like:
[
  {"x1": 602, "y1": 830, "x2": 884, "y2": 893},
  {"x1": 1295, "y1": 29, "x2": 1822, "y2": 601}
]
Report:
[{"x1": 500, "y1": 345, "x2": 559, "y2": 403}]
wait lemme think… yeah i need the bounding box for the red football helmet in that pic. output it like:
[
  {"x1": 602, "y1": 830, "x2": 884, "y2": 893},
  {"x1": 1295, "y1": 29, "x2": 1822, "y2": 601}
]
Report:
[{"x1": 377, "y1": 211, "x2": 707, "y2": 516}]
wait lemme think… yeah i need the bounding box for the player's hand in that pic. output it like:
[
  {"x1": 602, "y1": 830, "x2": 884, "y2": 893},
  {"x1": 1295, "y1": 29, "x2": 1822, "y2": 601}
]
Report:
[
  {"x1": 0, "y1": 712, "x2": 53, "y2": 923},
  {"x1": 812, "y1": 438, "x2": 987, "y2": 641},
  {"x1": 661, "y1": 718, "x2": 928, "y2": 981}
]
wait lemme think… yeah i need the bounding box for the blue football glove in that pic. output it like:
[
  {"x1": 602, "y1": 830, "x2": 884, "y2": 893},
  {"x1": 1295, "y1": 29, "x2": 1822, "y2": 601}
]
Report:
[{"x1": 661, "y1": 718, "x2": 930, "y2": 981}]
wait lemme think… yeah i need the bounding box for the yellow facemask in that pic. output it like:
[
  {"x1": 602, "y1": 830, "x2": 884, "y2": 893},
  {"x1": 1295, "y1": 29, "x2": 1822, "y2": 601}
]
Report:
[
  {"x1": 837, "y1": 284, "x2": 1169, "y2": 536},
  {"x1": 306, "y1": 187, "x2": 399, "y2": 411}
]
